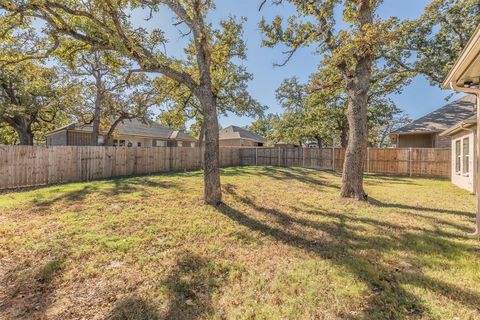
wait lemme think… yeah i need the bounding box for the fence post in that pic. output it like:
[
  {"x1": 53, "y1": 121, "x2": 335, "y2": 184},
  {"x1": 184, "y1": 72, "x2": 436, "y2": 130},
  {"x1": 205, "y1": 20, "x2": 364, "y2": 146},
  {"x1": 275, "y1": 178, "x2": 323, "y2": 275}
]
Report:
[
  {"x1": 409, "y1": 147, "x2": 413, "y2": 177},
  {"x1": 332, "y1": 147, "x2": 335, "y2": 171},
  {"x1": 255, "y1": 147, "x2": 258, "y2": 166}
]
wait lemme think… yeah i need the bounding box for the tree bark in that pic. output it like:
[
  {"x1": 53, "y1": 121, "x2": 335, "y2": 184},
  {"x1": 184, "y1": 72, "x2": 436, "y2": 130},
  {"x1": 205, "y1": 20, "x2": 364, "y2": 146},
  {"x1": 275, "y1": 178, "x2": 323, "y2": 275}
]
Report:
[
  {"x1": 197, "y1": 119, "x2": 205, "y2": 169},
  {"x1": 197, "y1": 89, "x2": 222, "y2": 206},
  {"x1": 340, "y1": 125, "x2": 348, "y2": 148},
  {"x1": 15, "y1": 127, "x2": 33, "y2": 146},
  {"x1": 316, "y1": 136, "x2": 323, "y2": 148},
  {"x1": 91, "y1": 73, "x2": 103, "y2": 146},
  {"x1": 340, "y1": 58, "x2": 372, "y2": 200},
  {"x1": 3, "y1": 116, "x2": 34, "y2": 145},
  {"x1": 340, "y1": 0, "x2": 373, "y2": 201}
]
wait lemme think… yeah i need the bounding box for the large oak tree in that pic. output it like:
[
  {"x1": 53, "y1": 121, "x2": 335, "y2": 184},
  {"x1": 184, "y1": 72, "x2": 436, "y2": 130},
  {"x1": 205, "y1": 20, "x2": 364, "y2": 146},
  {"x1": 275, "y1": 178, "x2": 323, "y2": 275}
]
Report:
[{"x1": 0, "y1": 0, "x2": 256, "y2": 205}]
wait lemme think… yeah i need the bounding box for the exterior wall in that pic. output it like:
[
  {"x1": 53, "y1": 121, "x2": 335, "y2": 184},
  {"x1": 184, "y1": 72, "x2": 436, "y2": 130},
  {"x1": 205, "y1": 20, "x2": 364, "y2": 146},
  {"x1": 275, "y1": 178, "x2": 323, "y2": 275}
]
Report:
[
  {"x1": 450, "y1": 129, "x2": 476, "y2": 192},
  {"x1": 46, "y1": 131, "x2": 67, "y2": 146},
  {"x1": 47, "y1": 130, "x2": 196, "y2": 147},
  {"x1": 433, "y1": 133, "x2": 451, "y2": 148},
  {"x1": 220, "y1": 139, "x2": 261, "y2": 147},
  {"x1": 67, "y1": 131, "x2": 93, "y2": 146},
  {"x1": 397, "y1": 133, "x2": 434, "y2": 148}
]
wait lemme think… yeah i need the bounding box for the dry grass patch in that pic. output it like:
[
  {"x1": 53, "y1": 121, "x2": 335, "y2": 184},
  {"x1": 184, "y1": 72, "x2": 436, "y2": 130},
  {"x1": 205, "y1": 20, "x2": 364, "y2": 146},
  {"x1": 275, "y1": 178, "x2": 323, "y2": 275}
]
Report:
[{"x1": 0, "y1": 167, "x2": 479, "y2": 319}]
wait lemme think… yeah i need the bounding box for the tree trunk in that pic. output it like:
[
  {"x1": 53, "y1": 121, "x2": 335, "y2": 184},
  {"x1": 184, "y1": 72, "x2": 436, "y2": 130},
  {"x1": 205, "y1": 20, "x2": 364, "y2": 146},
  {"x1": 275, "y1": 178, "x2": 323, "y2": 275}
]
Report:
[
  {"x1": 91, "y1": 74, "x2": 103, "y2": 146},
  {"x1": 340, "y1": 125, "x2": 348, "y2": 148},
  {"x1": 339, "y1": 0, "x2": 373, "y2": 201},
  {"x1": 316, "y1": 136, "x2": 323, "y2": 148},
  {"x1": 197, "y1": 89, "x2": 222, "y2": 206},
  {"x1": 6, "y1": 116, "x2": 34, "y2": 145},
  {"x1": 104, "y1": 117, "x2": 125, "y2": 146},
  {"x1": 16, "y1": 126, "x2": 34, "y2": 145},
  {"x1": 198, "y1": 120, "x2": 205, "y2": 169},
  {"x1": 340, "y1": 58, "x2": 372, "y2": 200}
]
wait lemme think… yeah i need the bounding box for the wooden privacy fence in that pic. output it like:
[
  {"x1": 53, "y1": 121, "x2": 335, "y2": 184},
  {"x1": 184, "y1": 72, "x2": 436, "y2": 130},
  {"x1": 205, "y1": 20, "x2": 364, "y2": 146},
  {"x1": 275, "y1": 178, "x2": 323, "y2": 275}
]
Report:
[
  {"x1": 0, "y1": 145, "x2": 240, "y2": 190},
  {"x1": 0, "y1": 145, "x2": 451, "y2": 190},
  {"x1": 240, "y1": 147, "x2": 451, "y2": 178}
]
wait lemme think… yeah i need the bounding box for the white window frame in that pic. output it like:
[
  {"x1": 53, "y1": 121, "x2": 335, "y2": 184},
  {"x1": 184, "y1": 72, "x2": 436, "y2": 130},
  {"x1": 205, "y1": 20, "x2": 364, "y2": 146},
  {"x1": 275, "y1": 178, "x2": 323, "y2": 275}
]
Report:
[
  {"x1": 463, "y1": 137, "x2": 470, "y2": 176},
  {"x1": 454, "y1": 136, "x2": 471, "y2": 176},
  {"x1": 455, "y1": 140, "x2": 461, "y2": 175}
]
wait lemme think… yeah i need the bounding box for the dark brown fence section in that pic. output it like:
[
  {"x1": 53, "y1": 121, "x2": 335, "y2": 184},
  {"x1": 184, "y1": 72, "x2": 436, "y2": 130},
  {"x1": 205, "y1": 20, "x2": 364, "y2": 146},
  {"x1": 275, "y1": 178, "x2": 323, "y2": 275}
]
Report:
[
  {"x1": 0, "y1": 146, "x2": 241, "y2": 190},
  {"x1": 240, "y1": 147, "x2": 451, "y2": 178}
]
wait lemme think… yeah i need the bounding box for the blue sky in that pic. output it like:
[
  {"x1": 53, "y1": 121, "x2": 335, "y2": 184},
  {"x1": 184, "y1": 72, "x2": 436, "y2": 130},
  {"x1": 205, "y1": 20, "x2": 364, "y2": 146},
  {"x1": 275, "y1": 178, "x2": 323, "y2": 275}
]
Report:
[{"x1": 139, "y1": 0, "x2": 462, "y2": 127}]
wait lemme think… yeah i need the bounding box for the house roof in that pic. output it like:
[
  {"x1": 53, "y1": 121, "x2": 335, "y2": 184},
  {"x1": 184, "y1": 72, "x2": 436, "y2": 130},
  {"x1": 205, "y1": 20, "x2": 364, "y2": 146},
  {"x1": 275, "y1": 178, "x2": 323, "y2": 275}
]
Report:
[
  {"x1": 46, "y1": 119, "x2": 197, "y2": 141},
  {"x1": 391, "y1": 95, "x2": 476, "y2": 135},
  {"x1": 219, "y1": 125, "x2": 265, "y2": 143}
]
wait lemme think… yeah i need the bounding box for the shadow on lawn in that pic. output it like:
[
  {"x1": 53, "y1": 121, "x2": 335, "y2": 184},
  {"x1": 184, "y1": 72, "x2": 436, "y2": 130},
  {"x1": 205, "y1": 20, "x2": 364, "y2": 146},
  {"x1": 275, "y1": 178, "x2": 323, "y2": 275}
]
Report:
[
  {"x1": 223, "y1": 166, "x2": 340, "y2": 189},
  {"x1": 30, "y1": 177, "x2": 181, "y2": 208},
  {"x1": 220, "y1": 184, "x2": 479, "y2": 319},
  {"x1": 0, "y1": 258, "x2": 65, "y2": 319}
]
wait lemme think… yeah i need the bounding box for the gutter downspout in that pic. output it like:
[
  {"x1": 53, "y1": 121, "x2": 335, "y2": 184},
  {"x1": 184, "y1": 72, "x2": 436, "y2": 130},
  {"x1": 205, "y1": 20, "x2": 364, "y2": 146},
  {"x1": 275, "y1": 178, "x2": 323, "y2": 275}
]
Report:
[{"x1": 451, "y1": 82, "x2": 480, "y2": 237}]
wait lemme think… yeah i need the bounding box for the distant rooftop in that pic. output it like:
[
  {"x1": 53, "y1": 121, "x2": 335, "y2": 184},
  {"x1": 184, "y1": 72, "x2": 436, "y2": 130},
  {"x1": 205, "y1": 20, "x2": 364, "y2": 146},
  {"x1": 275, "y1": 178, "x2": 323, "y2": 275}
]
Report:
[
  {"x1": 391, "y1": 95, "x2": 476, "y2": 134},
  {"x1": 48, "y1": 119, "x2": 197, "y2": 141},
  {"x1": 219, "y1": 125, "x2": 265, "y2": 143}
]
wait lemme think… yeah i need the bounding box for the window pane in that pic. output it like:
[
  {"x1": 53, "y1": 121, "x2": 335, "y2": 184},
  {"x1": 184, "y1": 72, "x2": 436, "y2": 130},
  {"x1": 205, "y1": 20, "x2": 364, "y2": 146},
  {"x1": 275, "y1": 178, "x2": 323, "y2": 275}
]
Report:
[
  {"x1": 463, "y1": 138, "x2": 470, "y2": 174},
  {"x1": 455, "y1": 140, "x2": 461, "y2": 173}
]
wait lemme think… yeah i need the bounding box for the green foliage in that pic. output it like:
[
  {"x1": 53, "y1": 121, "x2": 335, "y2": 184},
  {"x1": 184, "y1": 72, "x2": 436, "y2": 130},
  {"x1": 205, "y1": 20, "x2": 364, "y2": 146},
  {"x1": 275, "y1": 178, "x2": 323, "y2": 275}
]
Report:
[
  {"x1": 248, "y1": 113, "x2": 282, "y2": 145},
  {"x1": 392, "y1": 0, "x2": 480, "y2": 86}
]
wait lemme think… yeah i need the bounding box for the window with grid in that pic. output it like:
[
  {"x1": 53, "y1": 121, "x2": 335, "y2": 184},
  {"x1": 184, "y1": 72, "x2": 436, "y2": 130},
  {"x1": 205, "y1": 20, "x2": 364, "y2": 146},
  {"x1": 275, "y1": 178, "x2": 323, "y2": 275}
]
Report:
[
  {"x1": 455, "y1": 140, "x2": 461, "y2": 174},
  {"x1": 463, "y1": 137, "x2": 470, "y2": 175}
]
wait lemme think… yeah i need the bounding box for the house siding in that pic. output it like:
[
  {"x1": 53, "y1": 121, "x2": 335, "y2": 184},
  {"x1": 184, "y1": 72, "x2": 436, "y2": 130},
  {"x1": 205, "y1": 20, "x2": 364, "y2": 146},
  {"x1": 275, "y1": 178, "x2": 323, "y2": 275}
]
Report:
[
  {"x1": 46, "y1": 131, "x2": 67, "y2": 146},
  {"x1": 450, "y1": 129, "x2": 476, "y2": 193},
  {"x1": 433, "y1": 134, "x2": 451, "y2": 148},
  {"x1": 220, "y1": 138, "x2": 260, "y2": 147},
  {"x1": 397, "y1": 133, "x2": 434, "y2": 148}
]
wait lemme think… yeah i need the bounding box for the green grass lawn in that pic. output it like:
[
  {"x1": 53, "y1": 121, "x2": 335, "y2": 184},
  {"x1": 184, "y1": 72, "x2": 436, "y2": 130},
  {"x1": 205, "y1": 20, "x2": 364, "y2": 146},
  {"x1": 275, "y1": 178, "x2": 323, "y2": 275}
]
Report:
[{"x1": 1, "y1": 167, "x2": 479, "y2": 320}]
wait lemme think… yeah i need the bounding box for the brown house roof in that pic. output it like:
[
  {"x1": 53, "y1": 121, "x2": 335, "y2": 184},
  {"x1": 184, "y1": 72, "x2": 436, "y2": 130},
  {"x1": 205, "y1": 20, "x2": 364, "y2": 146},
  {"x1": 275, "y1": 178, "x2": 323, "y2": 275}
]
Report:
[
  {"x1": 47, "y1": 119, "x2": 197, "y2": 141},
  {"x1": 391, "y1": 95, "x2": 476, "y2": 135},
  {"x1": 219, "y1": 125, "x2": 265, "y2": 143}
]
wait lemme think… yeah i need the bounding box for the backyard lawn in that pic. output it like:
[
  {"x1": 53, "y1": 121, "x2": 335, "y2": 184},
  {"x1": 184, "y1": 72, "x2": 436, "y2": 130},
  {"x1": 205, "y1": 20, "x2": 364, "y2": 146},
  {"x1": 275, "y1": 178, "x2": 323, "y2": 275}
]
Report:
[{"x1": 1, "y1": 167, "x2": 480, "y2": 320}]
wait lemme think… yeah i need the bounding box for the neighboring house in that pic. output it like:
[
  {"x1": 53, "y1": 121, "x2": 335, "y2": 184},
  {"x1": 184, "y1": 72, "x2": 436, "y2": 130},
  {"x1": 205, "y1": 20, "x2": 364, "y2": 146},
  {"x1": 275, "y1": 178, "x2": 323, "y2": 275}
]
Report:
[
  {"x1": 219, "y1": 125, "x2": 265, "y2": 147},
  {"x1": 45, "y1": 119, "x2": 197, "y2": 147},
  {"x1": 390, "y1": 95, "x2": 476, "y2": 148},
  {"x1": 275, "y1": 142, "x2": 301, "y2": 148}
]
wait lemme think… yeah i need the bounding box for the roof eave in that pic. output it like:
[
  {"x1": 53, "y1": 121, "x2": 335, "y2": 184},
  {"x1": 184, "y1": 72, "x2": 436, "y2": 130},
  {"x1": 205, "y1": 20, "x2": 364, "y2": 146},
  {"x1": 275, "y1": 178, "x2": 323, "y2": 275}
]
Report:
[
  {"x1": 442, "y1": 25, "x2": 480, "y2": 89},
  {"x1": 440, "y1": 119, "x2": 477, "y2": 137}
]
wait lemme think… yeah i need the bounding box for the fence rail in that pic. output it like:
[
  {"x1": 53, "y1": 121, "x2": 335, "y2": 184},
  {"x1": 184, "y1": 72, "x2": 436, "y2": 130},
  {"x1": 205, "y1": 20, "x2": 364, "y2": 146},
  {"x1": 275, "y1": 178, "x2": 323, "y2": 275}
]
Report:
[
  {"x1": 0, "y1": 146, "x2": 451, "y2": 190},
  {"x1": 239, "y1": 147, "x2": 451, "y2": 178}
]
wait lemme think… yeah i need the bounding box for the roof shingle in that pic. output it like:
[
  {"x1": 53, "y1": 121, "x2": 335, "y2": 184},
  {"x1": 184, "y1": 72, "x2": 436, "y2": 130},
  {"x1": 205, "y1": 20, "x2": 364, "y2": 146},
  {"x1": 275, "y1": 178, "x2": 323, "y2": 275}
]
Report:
[
  {"x1": 219, "y1": 125, "x2": 265, "y2": 143},
  {"x1": 392, "y1": 95, "x2": 476, "y2": 134}
]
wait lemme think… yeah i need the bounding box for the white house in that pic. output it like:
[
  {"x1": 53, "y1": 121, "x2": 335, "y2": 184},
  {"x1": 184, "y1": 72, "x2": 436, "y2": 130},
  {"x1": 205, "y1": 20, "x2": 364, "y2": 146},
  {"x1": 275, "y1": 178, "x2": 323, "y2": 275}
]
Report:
[{"x1": 442, "y1": 24, "x2": 480, "y2": 236}]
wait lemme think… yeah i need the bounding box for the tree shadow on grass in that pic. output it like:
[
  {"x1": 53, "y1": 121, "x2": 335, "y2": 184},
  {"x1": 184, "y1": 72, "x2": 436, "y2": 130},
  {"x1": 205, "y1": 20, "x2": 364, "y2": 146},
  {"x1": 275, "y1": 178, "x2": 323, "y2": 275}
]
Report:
[
  {"x1": 29, "y1": 177, "x2": 181, "y2": 209},
  {"x1": 109, "y1": 296, "x2": 161, "y2": 320},
  {"x1": 368, "y1": 197, "x2": 475, "y2": 219},
  {"x1": 220, "y1": 185, "x2": 480, "y2": 319},
  {"x1": 0, "y1": 258, "x2": 65, "y2": 319},
  {"x1": 223, "y1": 166, "x2": 340, "y2": 189},
  {"x1": 108, "y1": 251, "x2": 225, "y2": 320}
]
